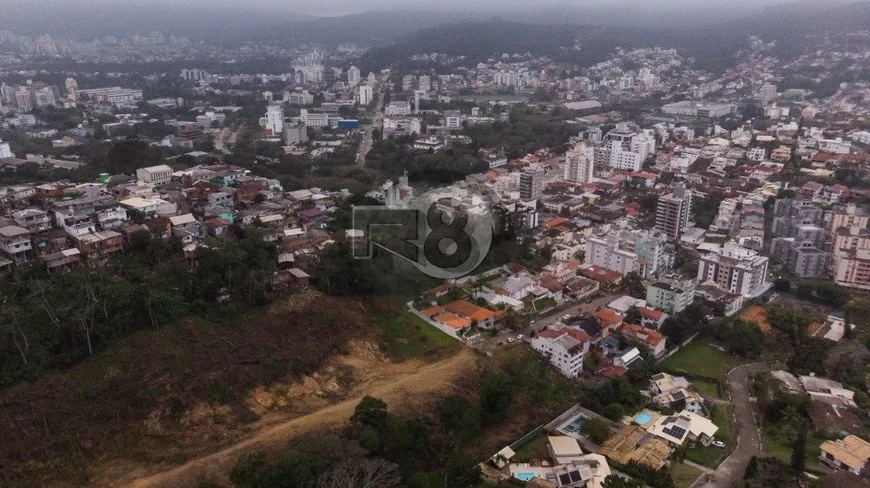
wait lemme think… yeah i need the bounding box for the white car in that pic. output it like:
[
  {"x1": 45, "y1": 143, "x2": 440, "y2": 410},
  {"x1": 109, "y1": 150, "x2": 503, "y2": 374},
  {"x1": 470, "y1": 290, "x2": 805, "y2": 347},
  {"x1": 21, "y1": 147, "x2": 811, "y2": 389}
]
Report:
[
  {"x1": 711, "y1": 440, "x2": 726, "y2": 449},
  {"x1": 517, "y1": 334, "x2": 524, "y2": 340},
  {"x1": 563, "y1": 314, "x2": 571, "y2": 320},
  {"x1": 507, "y1": 337, "x2": 515, "y2": 343}
]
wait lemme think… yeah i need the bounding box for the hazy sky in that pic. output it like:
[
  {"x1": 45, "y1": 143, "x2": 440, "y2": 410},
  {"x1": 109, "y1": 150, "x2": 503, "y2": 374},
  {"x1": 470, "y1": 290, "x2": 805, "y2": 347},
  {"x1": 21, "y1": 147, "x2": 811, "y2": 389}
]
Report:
[
  {"x1": 3, "y1": 0, "x2": 801, "y2": 16},
  {"x1": 228, "y1": 0, "x2": 794, "y2": 16}
]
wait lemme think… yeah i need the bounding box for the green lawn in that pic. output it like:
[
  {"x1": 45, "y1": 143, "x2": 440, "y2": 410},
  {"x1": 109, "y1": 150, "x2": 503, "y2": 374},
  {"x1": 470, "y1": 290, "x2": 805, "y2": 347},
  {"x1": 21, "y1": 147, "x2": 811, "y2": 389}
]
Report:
[
  {"x1": 711, "y1": 404, "x2": 732, "y2": 443},
  {"x1": 685, "y1": 444, "x2": 726, "y2": 468},
  {"x1": 534, "y1": 297, "x2": 556, "y2": 312},
  {"x1": 764, "y1": 430, "x2": 825, "y2": 464},
  {"x1": 693, "y1": 379, "x2": 722, "y2": 399},
  {"x1": 511, "y1": 432, "x2": 550, "y2": 463},
  {"x1": 378, "y1": 312, "x2": 459, "y2": 361},
  {"x1": 662, "y1": 341, "x2": 735, "y2": 379},
  {"x1": 671, "y1": 463, "x2": 703, "y2": 488}
]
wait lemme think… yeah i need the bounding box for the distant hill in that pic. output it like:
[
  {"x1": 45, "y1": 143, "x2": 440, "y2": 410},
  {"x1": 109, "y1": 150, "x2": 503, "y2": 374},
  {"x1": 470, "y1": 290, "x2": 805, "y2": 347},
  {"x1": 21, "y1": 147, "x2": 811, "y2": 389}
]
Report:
[{"x1": 356, "y1": 2, "x2": 870, "y2": 73}]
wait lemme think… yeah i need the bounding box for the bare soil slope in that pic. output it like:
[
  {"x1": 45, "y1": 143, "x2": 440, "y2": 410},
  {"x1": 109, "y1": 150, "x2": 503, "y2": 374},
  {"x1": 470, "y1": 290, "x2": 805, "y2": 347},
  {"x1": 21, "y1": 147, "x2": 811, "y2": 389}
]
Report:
[{"x1": 0, "y1": 292, "x2": 464, "y2": 486}]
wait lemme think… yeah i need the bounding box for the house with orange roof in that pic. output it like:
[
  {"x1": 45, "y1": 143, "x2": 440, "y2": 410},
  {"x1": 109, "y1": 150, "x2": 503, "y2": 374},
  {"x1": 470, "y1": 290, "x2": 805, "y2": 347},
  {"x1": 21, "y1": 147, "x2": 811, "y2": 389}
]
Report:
[
  {"x1": 542, "y1": 217, "x2": 568, "y2": 230},
  {"x1": 425, "y1": 282, "x2": 452, "y2": 298},
  {"x1": 638, "y1": 307, "x2": 667, "y2": 330},
  {"x1": 618, "y1": 323, "x2": 667, "y2": 358},
  {"x1": 443, "y1": 299, "x2": 498, "y2": 329},
  {"x1": 594, "y1": 309, "x2": 623, "y2": 334}
]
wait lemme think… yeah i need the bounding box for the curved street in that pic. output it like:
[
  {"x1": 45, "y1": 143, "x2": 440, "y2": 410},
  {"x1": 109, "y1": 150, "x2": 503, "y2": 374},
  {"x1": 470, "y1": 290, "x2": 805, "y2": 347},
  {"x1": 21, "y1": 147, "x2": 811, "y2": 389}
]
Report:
[{"x1": 693, "y1": 362, "x2": 771, "y2": 488}]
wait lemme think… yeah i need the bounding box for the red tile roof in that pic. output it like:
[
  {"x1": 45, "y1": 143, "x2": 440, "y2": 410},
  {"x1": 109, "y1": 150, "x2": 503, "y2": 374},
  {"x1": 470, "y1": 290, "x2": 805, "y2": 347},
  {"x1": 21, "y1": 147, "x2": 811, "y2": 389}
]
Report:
[
  {"x1": 620, "y1": 323, "x2": 665, "y2": 346},
  {"x1": 639, "y1": 307, "x2": 665, "y2": 322},
  {"x1": 594, "y1": 309, "x2": 623, "y2": 328}
]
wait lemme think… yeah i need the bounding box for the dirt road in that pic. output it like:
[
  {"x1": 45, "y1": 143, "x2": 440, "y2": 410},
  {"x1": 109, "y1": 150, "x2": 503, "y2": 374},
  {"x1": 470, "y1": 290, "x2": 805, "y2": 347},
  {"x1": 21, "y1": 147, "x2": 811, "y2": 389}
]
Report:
[{"x1": 119, "y1": 348, "x2": 476, "y2": 488}]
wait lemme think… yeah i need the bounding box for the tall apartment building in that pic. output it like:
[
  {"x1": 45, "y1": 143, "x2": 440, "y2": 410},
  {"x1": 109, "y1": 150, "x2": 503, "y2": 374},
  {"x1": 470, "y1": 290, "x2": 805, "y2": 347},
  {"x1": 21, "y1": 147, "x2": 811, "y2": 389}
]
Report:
[
  {"x1": 529, "y1": 325, "x2": 590, "y2": 378},
  {"x1": 772, "y1": 198, "x2": 824, "y2": 238},
  {"x1": 770, "y1": 237, "x2": 829, "y2": 278},
  {"x1": 829, "y1": 203, "x2": 869, "y2": 231},
  {"x1": 697, "y1": 241, "x2": 770, "y2": 298},
  {"x1": 646, "y1": 276, "x2": 696, "y2": 314},
  {"x1": 347, "y1": 66, "x2": 361, "y2": 86},
  {"x1": 519, "y1": 171, "x2": 543, "y2": 201},
  {"x1": 283, "y1": 121, "x2": 308, "y2": 146},
  {"x1": 832, "y1": 223, "x2": 870, "y2": 290},
  {"x1": 595, "y1": 123, "x2": 655, "y2": 171},
  {"x1": 656, "y1": 184, "x2": 692, "y2": 240},
  {"x1": 359, "y1": 85, "x2": 374, "y2": 105},
  {"x1": 563, "y1": 142, "x2": 594, "y2": 183},
  {"x1": 0, "y1": 140, "x2": 12, "y2": 159},
  {"x1": 264, "y1": 105, "x2": 284, "y2": 137},
  {"x1": 770, "y1": 197, "x2": 828, "y2": 278},
  {"x1": 585, "y1": 228, "x2": 669, "y2": 277},
  {"x1": 0, "y1": 83, "x2": 60, "y2": 111}
]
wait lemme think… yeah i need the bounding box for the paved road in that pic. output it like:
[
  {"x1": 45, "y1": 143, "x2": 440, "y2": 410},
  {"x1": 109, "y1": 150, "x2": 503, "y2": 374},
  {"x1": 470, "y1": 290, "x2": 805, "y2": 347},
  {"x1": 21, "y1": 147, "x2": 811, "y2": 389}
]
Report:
[
  {"x1": 693, "y1": 362, "x2": 771, "y2": 488},
  {"x1": 488, "y1": 292, "x2": 620, "y2": 347},
  {"x1": 356, "y1": 88, "x2": 386, "y2": 167}
]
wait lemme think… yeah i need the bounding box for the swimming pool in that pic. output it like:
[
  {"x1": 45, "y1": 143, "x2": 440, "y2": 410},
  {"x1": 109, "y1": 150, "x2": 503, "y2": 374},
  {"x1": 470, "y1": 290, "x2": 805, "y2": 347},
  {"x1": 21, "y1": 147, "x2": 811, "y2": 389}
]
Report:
[
  {"x1": 515, "y1": 473, "x2": 537, "y2": 481},
  {"x1": 560, "y1": 415, "x2": 586, "y2": 434},
  {"x1": 633, "y1": 411, "x2": 654, "y2": 425}
]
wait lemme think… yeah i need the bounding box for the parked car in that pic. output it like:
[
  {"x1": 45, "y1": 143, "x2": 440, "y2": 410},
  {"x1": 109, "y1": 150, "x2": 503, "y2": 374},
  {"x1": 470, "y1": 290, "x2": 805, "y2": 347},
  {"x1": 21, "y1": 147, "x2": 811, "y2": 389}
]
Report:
[
  {"x1": 711, "y1": 440, "x2": 726, "y2": 448},
  {"x1": 563, "y1": 314, "x2": 571, "y2": 320},
  {"x1": 507, "y1": 337, "x2": 515, "y2": 343},
  {"x1": 517, "y1": 334, "x2": 524, "y2": 340}
]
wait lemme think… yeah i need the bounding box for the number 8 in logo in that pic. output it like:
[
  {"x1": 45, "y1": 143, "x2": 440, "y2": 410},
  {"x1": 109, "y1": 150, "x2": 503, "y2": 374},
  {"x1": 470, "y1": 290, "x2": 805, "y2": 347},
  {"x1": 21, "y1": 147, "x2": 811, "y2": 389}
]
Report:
[{"x1": 423, "y1": 197, "x2": 472, "y2": 269}]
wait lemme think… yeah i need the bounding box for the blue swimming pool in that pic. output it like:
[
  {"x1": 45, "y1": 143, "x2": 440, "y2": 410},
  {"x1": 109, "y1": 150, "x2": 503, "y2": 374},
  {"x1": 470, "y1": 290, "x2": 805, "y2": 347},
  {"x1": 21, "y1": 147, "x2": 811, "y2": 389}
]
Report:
[
  {"x1": 561, "y1": 415, "x2": 586, "y2": 434},
  {"x1": 515, "y1": 473, "x2": 537, "y2": 481},
  {"x1": 634, "y1": 411, "x2": 654, "y2": 425}
]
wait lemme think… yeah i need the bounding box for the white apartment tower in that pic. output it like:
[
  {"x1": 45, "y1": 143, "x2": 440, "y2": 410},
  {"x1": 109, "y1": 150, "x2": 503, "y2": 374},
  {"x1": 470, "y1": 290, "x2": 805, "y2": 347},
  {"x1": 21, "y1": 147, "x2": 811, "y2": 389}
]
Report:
[
  {"x1": 347, "y1": 66, "x2": 361, "y2": 86},
  {"x1": 564, "y1": 142, "x2": 594, "y2": 183},
  {"x1": 697, "y1": 241, "x2": 770, "y2": 298},
  {"x1": 359, "y1": 85, "x2": 374, "y2": 105},
  {"x1": 0, "y1": 140, "x2": 12, "y2": 159},
  {"x1": 264, "y1": 105, "x2": 284, "y2": 137}
]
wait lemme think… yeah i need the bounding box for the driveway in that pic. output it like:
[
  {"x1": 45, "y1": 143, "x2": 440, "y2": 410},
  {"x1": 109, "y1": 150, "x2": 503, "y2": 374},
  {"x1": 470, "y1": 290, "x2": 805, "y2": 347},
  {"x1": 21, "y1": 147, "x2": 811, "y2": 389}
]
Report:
[{"x1": 692, "y1": 362, "x2": 771, "y2": 488}]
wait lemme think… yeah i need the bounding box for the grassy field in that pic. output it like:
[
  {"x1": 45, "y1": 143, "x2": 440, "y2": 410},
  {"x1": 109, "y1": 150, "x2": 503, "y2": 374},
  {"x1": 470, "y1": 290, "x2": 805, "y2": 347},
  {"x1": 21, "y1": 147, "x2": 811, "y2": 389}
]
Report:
[
  {"x1": 693, "y1": 379, "x2": 722, "y2": 399},
  {"x1": 764, "y1": 430, "x2": 826, "y2": 464},
  {"x1": 711, "y1": 405, "x2": 732, "y2": 443},
  {"x1": 685, "y1": 444, "x2": 726, "y2": 468},
  {"x1": 534, "y1": 297, "x2": 557, "y2": 312},
  {"x1": 671, "y1": 462, "x2": 703, "y2": 488},
  {"x1": 662, "y1": 340, "x2": 736, "y2": 379},
  {"x1": 378, "y1": 311, "x2": 459, "y2": 361},
  {"x1": 511, "y1": 432, "x2": 549, "y2": 463}
]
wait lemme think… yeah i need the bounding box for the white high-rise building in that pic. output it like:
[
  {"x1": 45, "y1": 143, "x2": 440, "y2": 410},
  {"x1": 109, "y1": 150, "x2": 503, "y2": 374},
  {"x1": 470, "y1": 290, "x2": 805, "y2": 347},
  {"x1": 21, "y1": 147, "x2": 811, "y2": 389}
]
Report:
[
  {"x1": 697, "y1": 241, "x2": 770, "y2": 298},
  {"x1": 264, "y1": 105, "x2": 284, "y2": 136},
  {"x1": 0, "y1": 140, "x2": 12, "y2": 159},
  {"x1": 418, "y1": 75, "x2": 431, "y2": 92},
  {"x1": 359, "y1": 85, "x2": 374, "y2": 105},
  {"x1": 564, "y1": 142, "x2": 594, "y2": 183},
  {"x1": 347, "y1": 66, "x2": 361, "y2": 86},
  {"x1": 601, "y1": 122, "x2": 654, "y2": 171},
  {"x1": 64, "y1": 77, "x2": 77, "y2": 101},
  {"x1": 585, "y1": 228, "x2": 669, "y2": 277}
]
